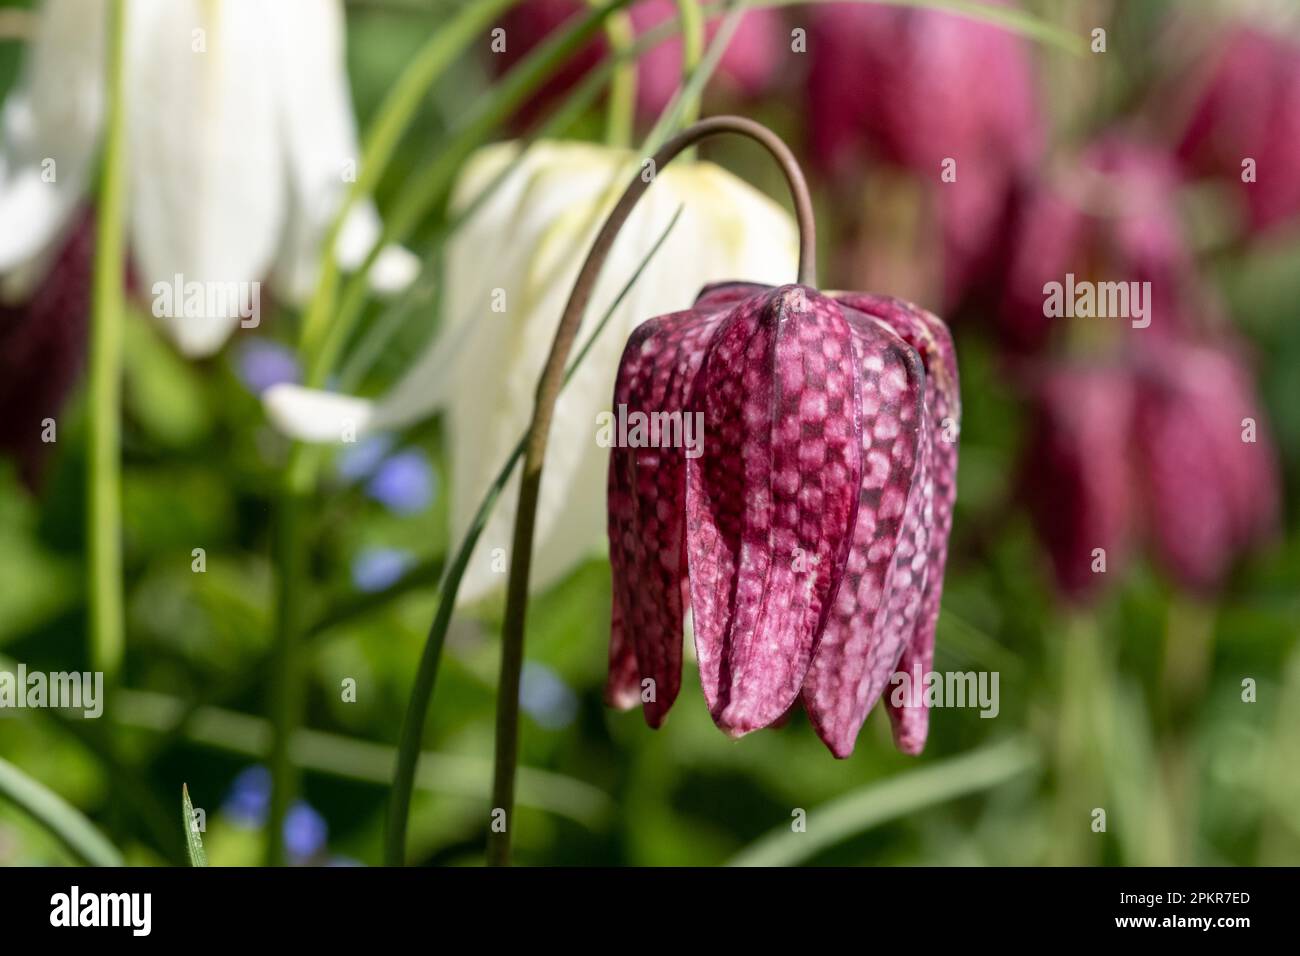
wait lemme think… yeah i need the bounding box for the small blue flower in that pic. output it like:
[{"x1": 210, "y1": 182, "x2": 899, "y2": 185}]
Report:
[
  {"x1": 284, "y1": 801, "x2": 328, "y2": 862},
  {"x1": 337, "y1": 433, "x2": 395, "y2": 482},
  {"x1": 222, "y1": 765, "x2": 271, "y2": 828},
  {"x1": 365, "y1": 449, "x2": 436, "y2": 515},
  {"x1": 236, "y1": 340, "x2": 300, "y2": 394},
  {"x1": 351, "y1": 547, "x2": 413, "y2": 592},
  {"x1": 519, "y1": 662, "x2": 579, "y2": 730}
]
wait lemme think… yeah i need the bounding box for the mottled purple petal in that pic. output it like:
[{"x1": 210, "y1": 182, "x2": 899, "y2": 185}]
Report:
[
  {"x1": 799, "y1": 304, "x2": 928, "y2": 757},
  {"x1": 606, "y1": 305, "x2": 722, "y2": 726},
  {"x1": 685, "y1": 286, "x2": 862, "y2": 737},
  {"x1": 837, "y1": 294, "x2": 960, "y2": 752}
]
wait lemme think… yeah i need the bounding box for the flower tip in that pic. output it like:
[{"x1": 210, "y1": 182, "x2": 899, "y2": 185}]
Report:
[
  {"x1": 603, "y1": 686, "x2": 641, "y2": 712},
  {"x1": 367, "y1": 245, "x2": 421, "y2": 296},
  {"x1": 895, "y1": 737, "x2": 926, "y2": 757},
  {"x1": 262, "y1": 383, "x2": 375, "y2": 443}
]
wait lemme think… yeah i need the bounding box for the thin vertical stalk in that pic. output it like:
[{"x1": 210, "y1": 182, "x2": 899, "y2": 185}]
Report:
[
  {"x1": 88, "y1": 0, "x2": 128, "y2": 681},
  {"x1": 675, "y1": 0, "x2": 705, "y2": 127},
  {"x1": 486, "y1": 116, "x2": 815, "y2": 866},
  {"x1": 265, "y1": 460, "x2": 312, "y2": 867},
  {"x1": 594, "y1": 2, "x2": 637, "y2": 147}
]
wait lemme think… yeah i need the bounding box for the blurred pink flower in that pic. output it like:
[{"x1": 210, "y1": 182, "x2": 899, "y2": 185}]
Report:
[
  {"x1": 1023, "y1": 364, "x2": 1136, "y2": 601},
  {"x1": 1024, "y1": 339, "x2": 1280, "y2": 600},
  {"x1": 0, "y1": 211, "x2": 94, "y2": 490},
  {"x1": 1133, "y1": 340, "x2": 1281, "y2": 593},
  {"x1": 998, "y1": 136, "x2": 1194, "y2": 353},
  {"x1": 492, "y1": 1, "x2": 781, "y2": 125},
  {"x1": 806, "y1": 0, "x2": 1041, "y2": 307},
  {"x1": 1176, "y1": 27, "x2": 1300, "y2": 235}
]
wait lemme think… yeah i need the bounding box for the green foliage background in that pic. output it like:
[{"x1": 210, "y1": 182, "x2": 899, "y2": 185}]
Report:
[{"x1": 0, "y1": 0, "x2": 1297, "y2": 866}]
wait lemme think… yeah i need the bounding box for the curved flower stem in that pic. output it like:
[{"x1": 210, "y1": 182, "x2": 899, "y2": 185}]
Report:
[
  {"x1": 87, "y1": 0, "x2": 128, "y2": 681},
  {"x1": 486, "y1": 116, "x2": 815, "y2": 866}
]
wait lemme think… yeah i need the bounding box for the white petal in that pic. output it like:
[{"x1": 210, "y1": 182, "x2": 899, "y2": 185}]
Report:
[
  {"x1": 127, "y1": 0, "x2": 285, "y2": 356},
  {"x1": 265, "y1": 0, "x2": 417, "y2": 303},
  {"x1": 333, "y1": 199, "x2": 422, "y2": 295},
  {"x1": 0, "y1": 0, "x2": 105, "y2": 282},
  {"x1": 444, "y1": 142, "x2": 798, "y2": 604},
  {"x1": 263, "y1": 384, "x2": 375, "y2": 443}
]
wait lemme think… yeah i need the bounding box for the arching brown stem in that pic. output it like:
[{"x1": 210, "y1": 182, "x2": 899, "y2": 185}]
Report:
[{"x1": 487, "y1": 116, "x2": 816, "y2": 866}]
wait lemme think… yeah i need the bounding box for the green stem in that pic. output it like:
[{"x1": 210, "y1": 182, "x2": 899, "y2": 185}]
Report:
[
  {"x1": 87, "y1": 0, "x2": 128, "y2": 681},
  {"x1": 675, "y1": 0, "x2": 705, "y2": 127},
  {"x1": 486, "y1": 116, "x2": 816, "y2": 867},
  {"x1": 265, "y1": 452, "x2": 315, "y2": 867},
  {"x1": 592, "y1": 1, "x2": 637, "y2": 147}
]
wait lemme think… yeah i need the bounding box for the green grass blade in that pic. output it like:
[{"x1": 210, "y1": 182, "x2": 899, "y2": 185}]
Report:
[
  {"x1": 182, "y1": 783, "x2": 208, "y2": 867},
  {"x1": 726, "y1": 737, "x2": 1040, "y2": 866},
  {"x1": 0, "y1": 755, "x2": 124, "y2": 867}
]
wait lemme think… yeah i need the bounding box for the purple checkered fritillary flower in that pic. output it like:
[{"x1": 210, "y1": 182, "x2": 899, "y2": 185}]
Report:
[{"x1": 605, "y1": 282, "x2": 959, "y2": 757}]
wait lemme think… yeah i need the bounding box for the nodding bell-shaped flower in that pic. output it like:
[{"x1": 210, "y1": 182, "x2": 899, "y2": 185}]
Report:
[{"x1": 605, "y1": 282, "x2": 959, "y2": 757}]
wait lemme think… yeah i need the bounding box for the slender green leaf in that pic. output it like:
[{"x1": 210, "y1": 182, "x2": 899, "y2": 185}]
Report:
[
  {"x1": 0, "y1": 755, "x2": 124, "y2": 867},
  {"x1": 111, "y1": 691, "x2": 612, "y2": 829},
  {"x1": 726, "y1": 737, "x2": 1040, "y2": 866},
  {"x1": 182, "y1": 783, "x2": 208, "y2": 867}
]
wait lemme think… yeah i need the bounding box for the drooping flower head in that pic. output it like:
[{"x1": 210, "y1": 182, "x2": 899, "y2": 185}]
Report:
[{"x1": 606, "y1": 283, "x2": 959, "y2": 757}]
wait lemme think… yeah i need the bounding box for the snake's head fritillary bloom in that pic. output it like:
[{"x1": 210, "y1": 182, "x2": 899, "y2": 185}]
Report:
[{"x1": 606, "y1": 283, "x2": 959, "y2": 757}]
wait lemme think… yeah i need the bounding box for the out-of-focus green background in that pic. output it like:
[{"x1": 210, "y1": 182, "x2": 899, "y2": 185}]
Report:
[{"x1": 1, "y1": 0, "x2": 1297, "y2": 866}]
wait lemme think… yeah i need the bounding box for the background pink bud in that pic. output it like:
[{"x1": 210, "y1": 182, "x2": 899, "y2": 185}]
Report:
[
  {"x1": 806, "y1": 0, "x2": 1041, "y2": 308},
  {"x1": 492, "y1": 1, "x2": 782, "y2": 126},
  {"x1": 1176, "y1": 27, "x2": 1300, "y2": 235},
  {"x1": 1022, "y1": 364, "x2": 1136, "y2": 601},
  {"x1": 629, "y1": 1, "x2": 782, "y2": 118},
  {"x1": 998, "y1": 136, "x2": 1194, "y2": 353},
  {"x1": 1133, "y1": 340, "x2": 1282, "y2": 593}
]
